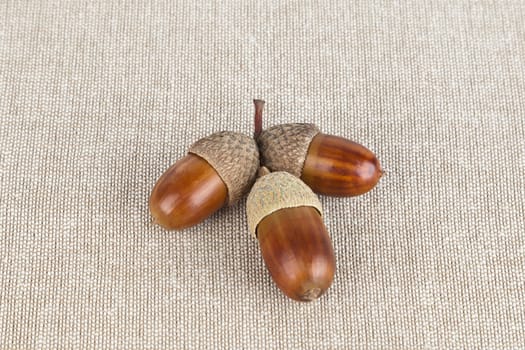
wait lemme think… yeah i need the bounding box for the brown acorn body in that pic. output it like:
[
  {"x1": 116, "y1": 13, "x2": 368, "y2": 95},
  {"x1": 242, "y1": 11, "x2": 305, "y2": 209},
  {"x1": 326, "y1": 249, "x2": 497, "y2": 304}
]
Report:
[
  {"x1": 257, "y1": 206, "x2": 335, "y2": 301},
  {"x1": 150, "y1": 131, "x2": 259, "y2": 230},
  {"x1": 257, "y1": 123, "x2": 382, "y2": 197},
  {"x1": 247, "y1": 171, "x2": 335, "y2": 302},
  {"x1": 302, "y1": 133, "x2": 382, "y2": 196},
  {"x1": 149, "y1": 154, "x2": 228, "y2": 230}
]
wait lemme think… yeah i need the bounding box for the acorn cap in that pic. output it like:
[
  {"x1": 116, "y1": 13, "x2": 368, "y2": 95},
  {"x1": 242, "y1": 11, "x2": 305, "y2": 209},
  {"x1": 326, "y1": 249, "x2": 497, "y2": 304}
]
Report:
[
  {"x1": 189, "y1": 131, "x2": 260, "y2": 205},
  {"x1": 246, "y1": 171, "x2": 323, "y2": 238},
  {"x1": 257, "y1": 123, "x2": 320, "y2": 177}
]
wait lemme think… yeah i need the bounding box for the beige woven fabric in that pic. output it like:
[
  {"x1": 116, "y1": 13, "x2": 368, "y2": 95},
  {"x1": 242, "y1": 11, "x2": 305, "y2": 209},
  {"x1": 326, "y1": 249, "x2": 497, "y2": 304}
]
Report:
[{"x1": 1, "y1": 0, "x2": 524, "y2": 349}]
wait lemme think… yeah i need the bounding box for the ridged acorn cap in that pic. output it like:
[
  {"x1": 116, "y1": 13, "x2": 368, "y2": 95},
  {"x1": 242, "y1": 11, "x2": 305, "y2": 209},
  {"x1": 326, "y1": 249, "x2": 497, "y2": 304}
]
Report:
[
  {"x1": 189, "y1": 131, "x2": 259, "y2": 205},
  {"x1": 257, "y1": 123, "x2": 320, "y2": 177},
  {"x1": 246, "y1": 171, "x2": 323, "y2": 238}
]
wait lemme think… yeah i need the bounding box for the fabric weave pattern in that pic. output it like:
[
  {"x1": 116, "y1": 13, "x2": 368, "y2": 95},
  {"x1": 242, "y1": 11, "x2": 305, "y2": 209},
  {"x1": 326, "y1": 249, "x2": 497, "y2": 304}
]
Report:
[{"x1": 0, "y1": 1, "x2": 524, "y2": 349}]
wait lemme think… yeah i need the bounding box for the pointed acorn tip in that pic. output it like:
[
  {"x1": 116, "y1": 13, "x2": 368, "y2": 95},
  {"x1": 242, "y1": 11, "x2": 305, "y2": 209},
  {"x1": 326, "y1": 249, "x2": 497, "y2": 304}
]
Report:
[{"x1": 300, "y1": 288, "x2": 323, "y2": 302}]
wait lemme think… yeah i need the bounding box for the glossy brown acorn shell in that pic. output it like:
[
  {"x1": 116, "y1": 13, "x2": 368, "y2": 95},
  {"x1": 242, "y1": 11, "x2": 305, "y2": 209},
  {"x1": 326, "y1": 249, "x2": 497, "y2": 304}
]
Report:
[
  {"x1": 301, "y1": 133, "x2": 382, "y2": 196},
  {"x1": 149, "y1": 154, "x2": 228, "y2": 230},
  {"x1": 257, "y1": 206, "x2": 335, "y2": 302}
]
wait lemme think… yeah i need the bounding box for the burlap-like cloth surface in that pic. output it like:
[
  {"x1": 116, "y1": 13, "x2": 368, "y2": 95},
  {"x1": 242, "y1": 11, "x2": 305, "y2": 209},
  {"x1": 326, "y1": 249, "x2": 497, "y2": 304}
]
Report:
[{"x1": 1, "y1": 1, "x2": 524, "y2": 349}]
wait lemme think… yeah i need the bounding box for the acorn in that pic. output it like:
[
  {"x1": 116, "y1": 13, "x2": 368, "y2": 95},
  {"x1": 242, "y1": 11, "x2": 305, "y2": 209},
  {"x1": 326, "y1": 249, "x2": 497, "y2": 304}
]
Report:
[
  {"x1": 150, "y1": 131, "x2": 259, "y2": 230},
  {"x1": 246, "y1": 169, "x2": 335, "y2": 302},
  {"x1": 255, "y1": 102, "x2": 382, "y2": 196}
]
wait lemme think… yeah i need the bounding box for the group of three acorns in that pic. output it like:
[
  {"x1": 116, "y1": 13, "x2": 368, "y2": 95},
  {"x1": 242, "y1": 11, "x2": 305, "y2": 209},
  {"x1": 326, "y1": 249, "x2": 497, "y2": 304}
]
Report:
[{"x1": 150, "y1": 100, "x2": 382, "y2": 302}]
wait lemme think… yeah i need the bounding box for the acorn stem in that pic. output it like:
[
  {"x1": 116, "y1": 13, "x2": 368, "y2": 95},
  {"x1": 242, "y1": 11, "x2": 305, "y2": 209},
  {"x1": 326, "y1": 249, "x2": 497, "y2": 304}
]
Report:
[
  {"x1": 257, "y1": 166, "x2": 270, "y2": 178},
  {"x1": 253, "y1": 99, "x2": 265, "y2": 138}
]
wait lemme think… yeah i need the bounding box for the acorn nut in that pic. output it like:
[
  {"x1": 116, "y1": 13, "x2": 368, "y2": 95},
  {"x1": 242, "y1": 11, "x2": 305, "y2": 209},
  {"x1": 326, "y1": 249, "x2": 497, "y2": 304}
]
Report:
[
  {"x1": 246, "y1": 170, "x2": 335, "y2": 302},
  {"x1": 150, "y1": 131, "x2": 259, "y2": 230},
  {"x1": 257, "y1": 122, "x2": 382, "y2": 197}
]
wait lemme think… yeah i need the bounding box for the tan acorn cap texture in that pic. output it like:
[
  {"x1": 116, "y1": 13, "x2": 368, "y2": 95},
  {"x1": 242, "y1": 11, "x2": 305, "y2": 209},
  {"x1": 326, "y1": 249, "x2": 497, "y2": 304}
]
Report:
[
  {"x1": 246, "y1": 171, "x2": 323, "y2": 238},
  {"x1": 257, "y1": 123, "x2": 320, "y2": 177},
  {"x1": 189, "y1": 131, "x2": 260, "y2": 205}
]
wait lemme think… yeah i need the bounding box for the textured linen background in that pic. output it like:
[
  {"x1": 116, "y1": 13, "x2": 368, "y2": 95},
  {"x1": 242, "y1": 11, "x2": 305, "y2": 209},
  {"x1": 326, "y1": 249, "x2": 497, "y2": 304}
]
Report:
[{"x1": 1, "y1": 0, "x2": 524, "y2": 349}]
